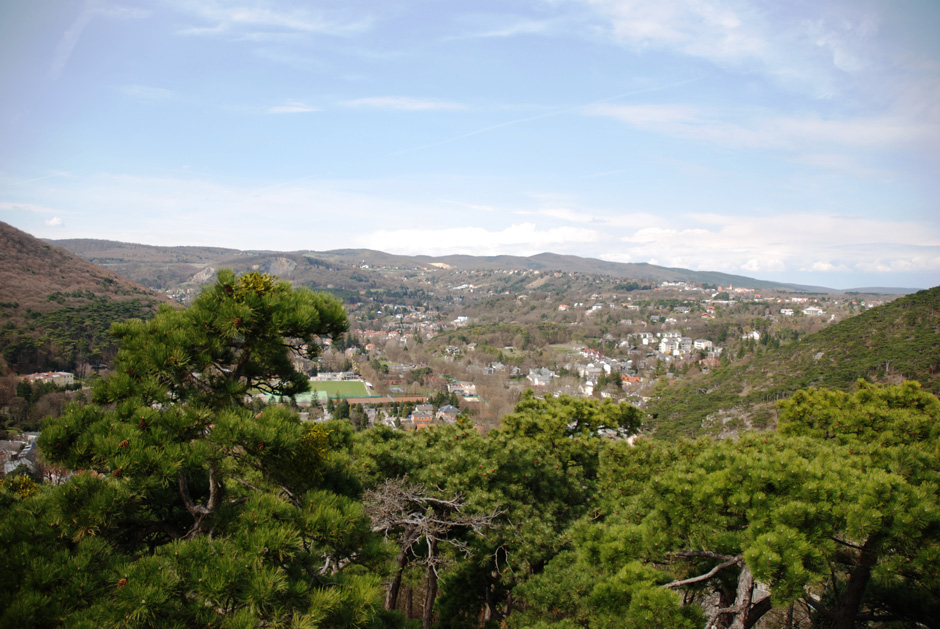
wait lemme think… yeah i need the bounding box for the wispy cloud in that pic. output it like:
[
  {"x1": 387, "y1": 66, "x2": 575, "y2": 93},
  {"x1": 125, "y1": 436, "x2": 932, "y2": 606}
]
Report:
[
  {"x1": 586, "y1": 103, "x2": 937, "y2": 155},
  {"x1": 341, "y1": 97, "x2": 466, "y2": 111},
  {"x1": 51, "y1": 0, "x2": 149, "y2": 78},
  {"x1": 170, "y1": 1, "x2": 371, "y2": 38},
  {"x1": 439, "y1": 200, "x2": 499, "y2": 213},
  {"x1": 578, "y1": 0, "x2": 878, "y2": 96},
  {"x1": 50, "y1": 0, "x2": 97, "y2": 79},
  {"x1": 14, "y1": 170, "x2": 83, "y2": 185},
  {"x1": 0, "y1": 201, "x2": 63, "y2": 216},
  {"x1": 451, "y1": 17, "x2": 560, "y2": 40},
  {"x1": 267, "y1": 101, "x2": 318, "y2": 114},
  {"x1": 119, "y1": 84, "x2": 177, "y2": 101},
  {"x1": 44, "y1": 217, "x2": 63, "y2": 227},
  {"x1": 393, "y1": 77, "x2": 702, "y2": 155}
]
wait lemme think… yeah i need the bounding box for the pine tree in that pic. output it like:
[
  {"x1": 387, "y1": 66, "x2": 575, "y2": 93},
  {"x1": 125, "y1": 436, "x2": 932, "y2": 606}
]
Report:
[{"x1": 1, "y1": 271, "x2": 389, "y2": 627}]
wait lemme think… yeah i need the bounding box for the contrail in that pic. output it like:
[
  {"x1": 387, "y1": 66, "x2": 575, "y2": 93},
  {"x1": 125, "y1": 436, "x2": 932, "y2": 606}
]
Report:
[{"x1": 392, "y1": 75, "x2": 703, "y2": 156}]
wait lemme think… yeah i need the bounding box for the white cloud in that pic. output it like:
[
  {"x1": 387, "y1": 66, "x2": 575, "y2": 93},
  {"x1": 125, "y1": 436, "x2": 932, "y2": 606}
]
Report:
[
  {"x1": 742, "y1": 258, "x2": 786, "y2": 272},
  {"x1": 809, "y1": 260, "x2": 850, "y2": 272},
  {"x1": 4, "y1": 171, "x2": 937, "y2": 287},
  {"x1": 453, "y1": 18, "x2": 560, "y2": 40},
  {"x1": 585, "y1": 103, "x2": 938, "y2": 158},
  {"x1": 576, "y1": 0, "x2": 878, "y2": 96},
  {"x1": 267, "y1": 101, "x2": 318, "y2": 114},
  {"x1": 605, "y1": 211, "x2": 940, "y2": 280},
  {"x1": 577, "y1": 0, "x2": 940, "y2": 169},
  {"x1": 341, "y1": 97, "x2": 466, "y2": 111},
  {"x1": 356, "y1": 223, "x2": 600, "y2": 257},
  {"x1": 854, "y1": 256, "x2": 940, "y2": 274}
]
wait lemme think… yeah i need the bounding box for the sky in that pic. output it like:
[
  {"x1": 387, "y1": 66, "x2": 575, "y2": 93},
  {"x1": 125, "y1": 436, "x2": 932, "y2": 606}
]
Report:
[{"x1": 1, "y1": 0, "x2": 938, "y2": 290}]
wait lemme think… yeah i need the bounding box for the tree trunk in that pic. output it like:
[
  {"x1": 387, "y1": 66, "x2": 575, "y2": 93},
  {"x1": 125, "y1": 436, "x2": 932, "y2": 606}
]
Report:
[
  {"x1": 179, "y1": 463, "x2": 223, "y2": 539},
  {"x1": 483, "y1": 579, "x2": 494, "y2": 625},
  {"x1": 422, "y1": 555, "x2": 439, "y2": 629},
  {"x1": 728, "y1": 564, "x2": 755, "y2": 629},
  {"x1": 403, "y1": 583, "x2": 413, "y2": 619},
  {"x1": 713, "y1": 582, "x2": 737, "y2": 629},
  {"x1": 386, "y1": 543, "x2": 410, "y2": 610},
  {"x1": 832, "y1": 536, "x2": 881, "y2": 629}
]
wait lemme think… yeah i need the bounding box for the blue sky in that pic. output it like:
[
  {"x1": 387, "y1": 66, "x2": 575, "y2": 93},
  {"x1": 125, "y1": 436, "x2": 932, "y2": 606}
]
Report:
[{"x1": 1, "y1": 0, "x2": 938, "y2": 289}]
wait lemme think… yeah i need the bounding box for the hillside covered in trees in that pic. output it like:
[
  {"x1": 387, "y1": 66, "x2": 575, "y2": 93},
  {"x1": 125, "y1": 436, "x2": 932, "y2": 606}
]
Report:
[
  {"x1": 2, "y1": 271, "x2": 938, "y2": 628},
  {"x1": 649, "y1": 286, "x2": 940, "y2": 438}
]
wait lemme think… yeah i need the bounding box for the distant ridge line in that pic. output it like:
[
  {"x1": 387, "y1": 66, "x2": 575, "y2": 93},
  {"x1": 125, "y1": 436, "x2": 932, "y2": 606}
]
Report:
[{"x1": 47, "y1": 237, "x2": 919, "y2": 295}]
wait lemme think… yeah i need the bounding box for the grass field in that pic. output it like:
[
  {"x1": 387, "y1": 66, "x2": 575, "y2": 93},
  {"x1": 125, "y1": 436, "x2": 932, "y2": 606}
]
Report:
[{"x1": 307, "y1": 380, "x2": 370, "y2": 398}]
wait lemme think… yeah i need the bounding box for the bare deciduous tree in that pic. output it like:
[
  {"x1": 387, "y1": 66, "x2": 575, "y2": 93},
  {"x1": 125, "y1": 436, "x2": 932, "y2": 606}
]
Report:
[{"x1": 364, "y1": 478, "x2": 500, "y2": 628}]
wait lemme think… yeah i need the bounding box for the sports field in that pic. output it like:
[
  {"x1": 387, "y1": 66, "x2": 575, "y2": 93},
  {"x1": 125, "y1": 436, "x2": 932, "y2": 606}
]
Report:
[{"x1": 307, "y1": 380, "x2": 370, "y2": 398}]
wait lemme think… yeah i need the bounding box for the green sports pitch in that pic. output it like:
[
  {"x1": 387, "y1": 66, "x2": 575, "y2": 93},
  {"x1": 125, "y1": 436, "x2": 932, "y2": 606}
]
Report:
[
  {"x1": 261, "y1": 380, "x2": 375, "y2": 405},
  {"x1": 306, "y1": 380, "x2": 370, "y2": 398}
]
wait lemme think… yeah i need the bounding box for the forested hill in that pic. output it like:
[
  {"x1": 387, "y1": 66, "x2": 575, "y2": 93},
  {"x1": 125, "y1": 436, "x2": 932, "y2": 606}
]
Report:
[
  {"x1": 0, "y1": 221, "x2": 165, "y2": 374},
  {"x1": 649, "y1": 285, "x2": 940, "y2": 438}
]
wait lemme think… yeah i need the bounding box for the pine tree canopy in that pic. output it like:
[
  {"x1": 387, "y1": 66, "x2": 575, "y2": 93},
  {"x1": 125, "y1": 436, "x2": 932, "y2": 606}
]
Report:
[{"x1": 1, "y1": 271, "x2": 394, "y2": 628}]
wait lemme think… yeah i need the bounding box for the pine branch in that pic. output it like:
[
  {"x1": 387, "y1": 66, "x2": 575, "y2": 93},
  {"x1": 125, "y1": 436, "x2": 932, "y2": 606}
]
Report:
[{"x1": 664, "y1": 555, "x2": 742, "y2": 589}]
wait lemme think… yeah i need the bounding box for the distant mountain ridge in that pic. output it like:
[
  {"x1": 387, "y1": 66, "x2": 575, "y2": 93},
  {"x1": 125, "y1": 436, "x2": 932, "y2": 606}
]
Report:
[{"x1": 49, "y1": 239, "x2": 917, "y2": 295}]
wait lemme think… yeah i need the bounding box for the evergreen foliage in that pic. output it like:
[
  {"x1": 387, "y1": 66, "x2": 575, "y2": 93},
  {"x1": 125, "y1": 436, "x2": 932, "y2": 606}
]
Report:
[
  {"x1": 0, "y1": 271, "x2": 389, "y2": 627},
  {"x1": 2, "y1": 268, "x2": 937, "y2": 628},
  {"x1": 516, "y1": 380, "x2": 940, "y2": 628}
]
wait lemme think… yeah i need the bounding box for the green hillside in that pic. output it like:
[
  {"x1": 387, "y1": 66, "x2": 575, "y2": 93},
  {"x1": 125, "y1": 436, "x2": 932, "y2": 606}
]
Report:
[{"x1": 648, "y1": 285, "x2": 940, "y2": 438}]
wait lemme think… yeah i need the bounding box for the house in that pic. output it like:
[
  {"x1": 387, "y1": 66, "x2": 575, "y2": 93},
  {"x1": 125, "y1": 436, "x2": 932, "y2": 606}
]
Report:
[
  {"x1": 447, "y1": 381, "x2": 477, "y2": 397},
  {"x1": 659, "y1": 338, "x2": 679, "y2": 355},
  {"x1": 22, "y1": 371, "x2": 74, "y2": 387},
  {"x1": 527, "y1": 367, "x2": 556, "y2": 387},
  {"x1": 577, "y1": 363, "x2": 603, "y2": 380},
  {"x1": 802, "y1": 306, "x2": 825, "y2": 316},
  {"x1": 436, "y1": 404, "x2": 459, "y2": 423},
  {"x1": 409, "y1": 404, "x2": 434, "y2": 427},
  {"x1": 1, "y1": 437, "x2": 38, "y2": 477}
]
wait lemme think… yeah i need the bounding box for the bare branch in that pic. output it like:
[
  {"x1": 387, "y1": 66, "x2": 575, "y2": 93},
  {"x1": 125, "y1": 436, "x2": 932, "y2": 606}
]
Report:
[{"x1": 664, "y1": 555, "x2": 742, "y2": 589}]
